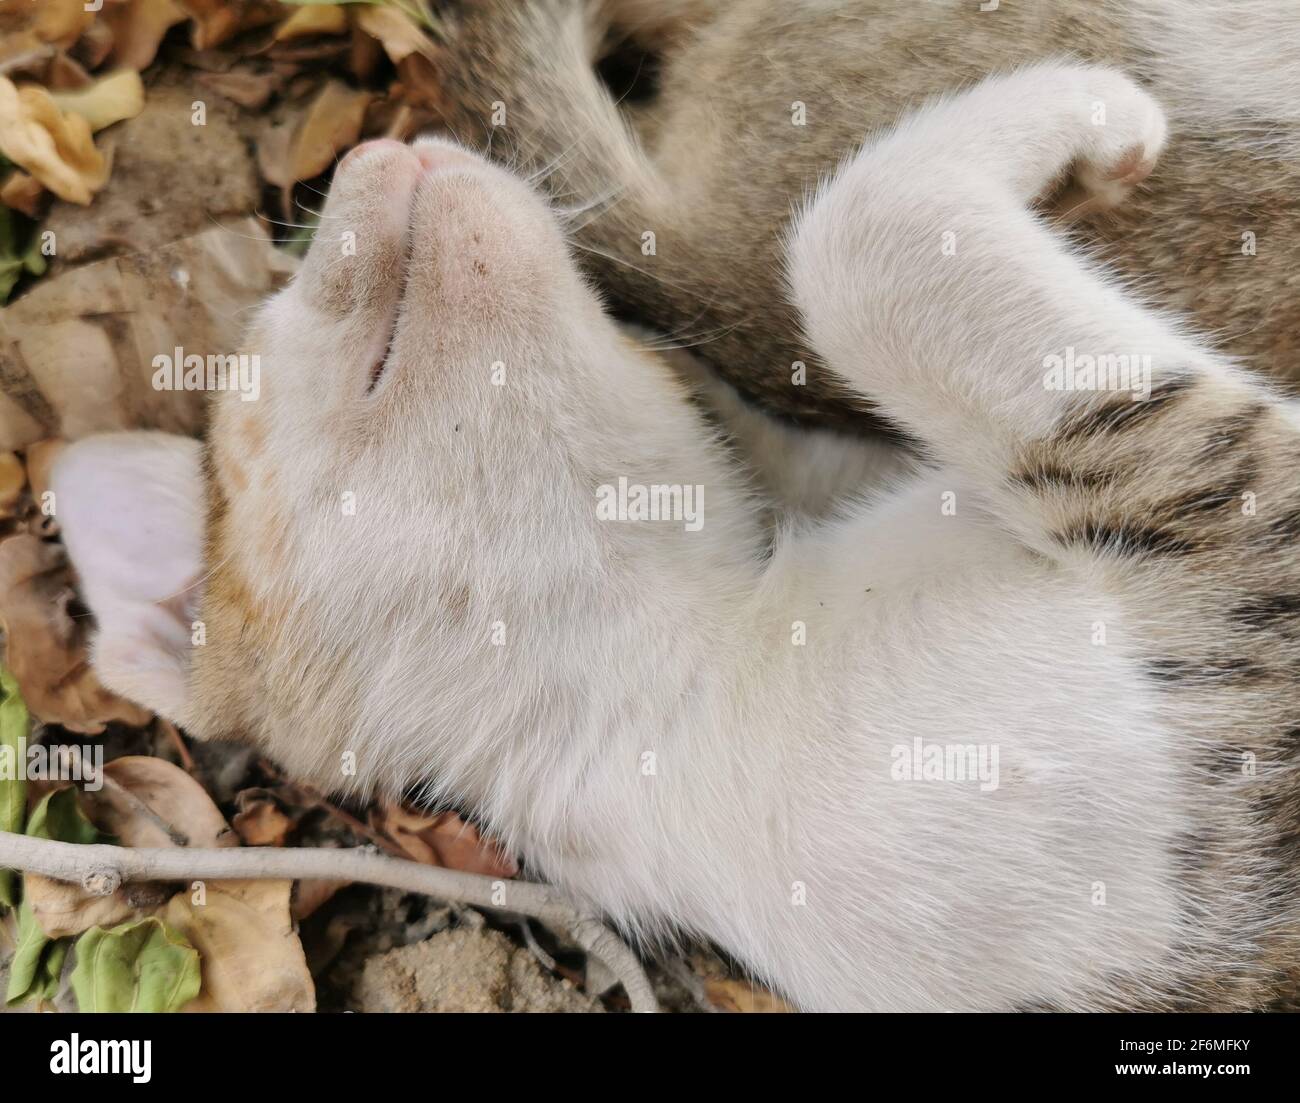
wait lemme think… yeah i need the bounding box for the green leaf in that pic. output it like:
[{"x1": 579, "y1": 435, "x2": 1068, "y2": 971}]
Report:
[
  {"x1": 5, "y1": 900, "x2": 68, "y2": 1006},
  {"x1": 21, "y1": 234, "x2": 47, "y2": 278},
  {"x1": 26, "y1": 787, "x2": 104, "y2": 846},
  {"x1": 71, "y1": 918, "x2": 201, "y2": 1012},
  {"x1": 4, "y1": 788, "x2": 105, "y2": 1005},
  {"x1": 0, "y1": 207, "x2": 46, "y2": 304},
  {"x1": 0, "y1": 665, "x2": 28, "y2": 908}
]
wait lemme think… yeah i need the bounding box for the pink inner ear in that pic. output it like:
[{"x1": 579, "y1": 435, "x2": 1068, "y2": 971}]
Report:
[
  {"x1": 51, "y1": 431, "x2": 205, "y2": 609},
  {"x1": 50, "y1": 431, "x2": 207, "y2": 724}
]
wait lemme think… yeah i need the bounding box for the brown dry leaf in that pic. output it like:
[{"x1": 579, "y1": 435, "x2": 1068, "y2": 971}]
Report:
[
  {"x1": 0, "y1": 451, "x2": 23, "y2": 515},
  {"x1": 275, "y1": 4, "x2": 347, "y2": 41},
  {"x1": 290, "y1": 878, "x2": 346, "y2": 922},
  {"x1": 288, "y1": 79, "x2": 371, "y2": 184},
  {"x1": 23, "y1": 438, "x2": 66, "y2": 505},
  {"x1": 0, "y1": 534, "x2": 152, "y2": 733},
  {"x1": 0, "y1": 217, "x2": 295, "y2": 452},
  {"x1": 88, "y1": 756, "x2": 238, "y2": 849},
  {"x1": 0, "y1": 394, "x2": 41, "y2": 451},
  {"x1": 0, "y1": 27, "x2": 48, "y2": 78},
  {"x1": 704, "y1": 976, "x2": 795, "y2": 1013},
  {"x1": 25, "y1": 866, "x2": 139, "y2": 941},
  {"x1": 70, "y1": 20, "x2": 115, "y2": 71},
  {"x1": 41, "y1": 82, "x2": 259, "y2": 268},
  {"x1": 348, "y1": 24, "x2": 383, "y2": 82},
  {"x1": 104, "y1": 0, "x2": 187, "y2": 71},
  {"x1": 395, "y1": 53, "x2": 446, "y2": 112},
  {"x1": 48, "y1": 69, "x2": 145, "y2": 133},
  {"x1": 196, "y1": 67, "x2": 279, "y2": 110},
  {"x1": 177, "y1": 0, "x2": 242, "y2": 51},
  {"x1": 354, "y1": 5, "x2": 434, "y2": 63},
  {"x1": 45, "y1": 52, "x2": 93, "y2": 91},
  {"x1": 29, "y1": 0, "x2": 94, "y2": 49},
  {"x1": 177, "y1": 0, "x2": 282, "y2": 51},
  {"x1": 164, "y1": 880, "x2": 316, "y2": 1012},
  {"x1": 254, "y1": 117, "x2": 294, "y2": 191},
  {"x1": 363, "y1": 92, "x2": 436, "y2": 143},
  {"x1": 370, "y1": 802, "x2": 519, "y2": 878},
  {"x1": 232, "y1": 792, "x2": 294, "y2": 847},
  {"x1": 0, "y1": 170, "x2": 44, "y2": 217},
  {"x1": 27, "y1": 757, "x2": 236, "y2": 938},
  {"x1": 0, "y1": 77, "x2": 108, "y2": 205},
  {"x1": 25, "y1": 757, "x2": 313, "y2": 1011}
]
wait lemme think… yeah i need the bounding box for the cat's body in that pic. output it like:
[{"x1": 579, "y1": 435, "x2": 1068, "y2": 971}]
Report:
[
  {"x1": 434, "y1": 0, "x2": 1300, "y2": 431},
  {"x1": 56, "y1": 67, "x2": 1300, "y2": 1010}
]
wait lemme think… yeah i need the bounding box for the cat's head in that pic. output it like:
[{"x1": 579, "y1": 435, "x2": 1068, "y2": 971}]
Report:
[{"x1": 53, "y1": 138, "x2": 696, "y2": 800}]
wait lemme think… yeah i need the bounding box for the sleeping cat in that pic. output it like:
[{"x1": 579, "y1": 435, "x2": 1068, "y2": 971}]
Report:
[
  {"x1": 431, "y1": 0, "x2": 1300, "y2": 432},
  {"x1": 54, "y1": 64, "x2": 1300, "y2": 1010}
]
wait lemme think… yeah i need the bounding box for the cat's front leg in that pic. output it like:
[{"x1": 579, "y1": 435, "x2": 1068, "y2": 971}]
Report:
[
  {"x1": 784, "y1": 62, "x2": 1297, "y2": 594},
  {"x1": 785, "y1": 62, "x2": 1181, "y2": 470}
]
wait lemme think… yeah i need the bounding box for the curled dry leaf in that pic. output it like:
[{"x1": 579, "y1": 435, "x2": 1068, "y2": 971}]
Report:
[
  {"x1": 232, "y1": 789, "x2": 295, "y2": 847},
  {"x1": 40, "y1": 82, "x2": 260, "y2": 269},
  {"x1": 28, "y1": 0, "x2": 94, "y2": 50},
  {"x1": 0, "y1": 451, "x2": 23, "y2": 517},
  {"x1": 277, "y1": 78, "x2": 371, "y2": 188},
  {"x1": 196, "y1": 67, "x2": 280, "y2": 110},
  {"x1": 48, "y1": 69, "x2": 145, "y2": 134},
  {"x1": 348, "y1": 23, "x2": 383, "y2": 83},
  {"x1": 44, "y1": 52, "x2": 93, "y2": 92},
  {"x1": 22, "y1": 757, "x2": 313, "y2": 1010},
  {"x1": 0, "y1": 170, "x2": 45, "y2": 218},
  {"x1": 86, "y1": 756, "x2": 239, "y2": 851},
  {"x1": 104, "y1": 0, "x2": 188, "y2": 71},
  {"x1": 164, "y1": 880, "x2": 316, "y2": 1012},
  {"x1": 23, "y1": 438, "x2": 66, "y2": 507},
  {"x1": 704, "y1": 976, "x2": 795, "y2": 1013},
  {"x1": 370, "y1": 801, "x2": 519, "y2": 879},
  {"x1": 289, "y1": 877, "x2": 347, "y2": 922},
  {"x1": 69, "y1": 20, "x2": 115, "y2": 73},
  {"x1": 355, "y1": 5, "x2": 435, "y2": 64},
  {"x1": 0, "y1": 534, "x2": 151, "y2": 733},
  {"x1": 29, "y1": 754, "x2": 232, "y2": 932},
  {"x1": 0, "y1": 217, "x2": 294, "y2": 452},
  {"x1": 395, "y1": 53, "x2": 446, "y2": 112},
  {"x1": 274, "y1": 4, "x2": 348, "y2": 41},
  {"x1": 177, "y1": 0, "x2": 283, "y2": 52},
  {"x1": 0, "y1": 394, "x2": 40, "y2": 454},
  {"x1": 0, "y1": 77, "x2": 107, "y2": 205},
  {"x1": 22, "y1": 786, "x2": 137, "y2": 941}
]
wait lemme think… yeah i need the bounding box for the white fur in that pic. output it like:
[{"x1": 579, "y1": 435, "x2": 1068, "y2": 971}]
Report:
[
  {"x1": 51, "y1": 432, "x2": 203, "y2": 723},
  {"x1": 56, "y1": 66, "x2": 1286, "y2": 1009}
]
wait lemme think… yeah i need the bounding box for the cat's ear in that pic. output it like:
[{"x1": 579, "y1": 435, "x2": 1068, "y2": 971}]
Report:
[{"x1": 50, "y1": 432, "x2": 205, "y2": 725}]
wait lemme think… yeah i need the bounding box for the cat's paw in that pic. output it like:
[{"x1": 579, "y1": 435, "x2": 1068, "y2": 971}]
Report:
[{"x1": 1070, "y1": 71, "x2": 1168, "y2": 211}]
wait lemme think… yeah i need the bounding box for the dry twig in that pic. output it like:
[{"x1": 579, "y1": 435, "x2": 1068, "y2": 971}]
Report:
[{"x1": 0, "y1": 831, "x2": 658, "y2": 1012}]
